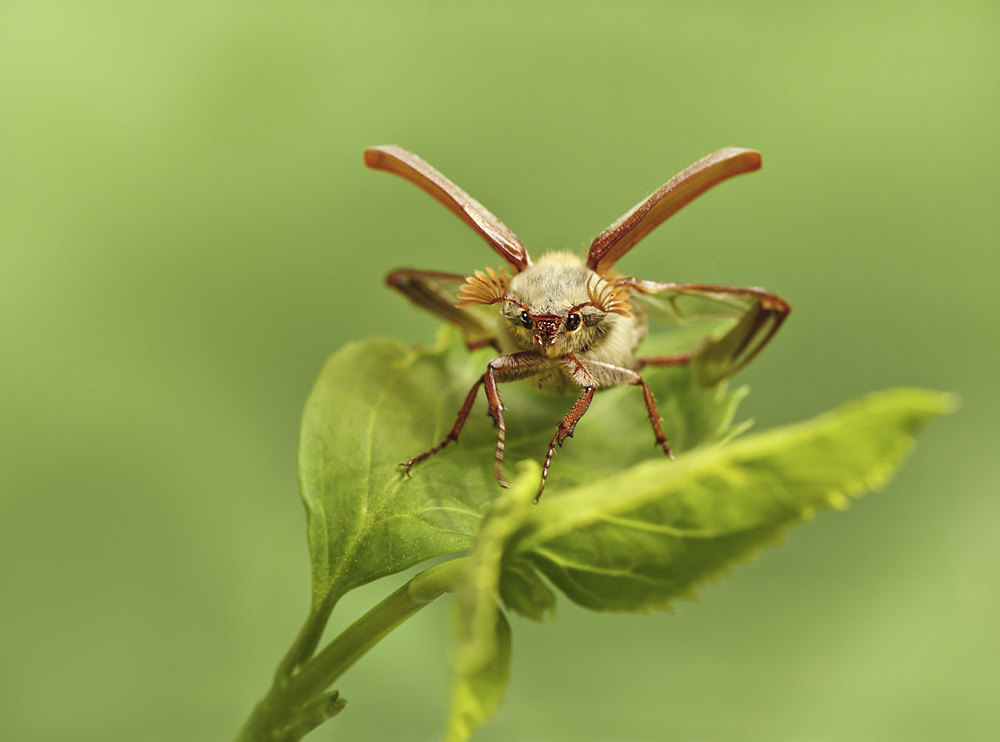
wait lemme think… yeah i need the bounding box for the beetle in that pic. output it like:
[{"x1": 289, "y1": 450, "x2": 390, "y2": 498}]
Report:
[{"x1": 364, "y1": 145, "x2": 790, "y2": 501}]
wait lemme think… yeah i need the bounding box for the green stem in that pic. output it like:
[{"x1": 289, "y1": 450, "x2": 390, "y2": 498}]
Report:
[
  {"x1": 273, "y1": 590, "x2": 341, "y2": 684},
  {"x1": 234, "y1": 557, "x2": 468, "y2": 742}
]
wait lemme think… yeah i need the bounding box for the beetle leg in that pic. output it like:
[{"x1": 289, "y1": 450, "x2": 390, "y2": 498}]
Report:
[
  {"x1": 636, "y1": 351, "x2": 693, "y2": 368},
  {"x1": 403, "y1": 351, "x2": 543, "y2": 486},
  {"x1": 635, "y1": 375, "x2": 673, "y2": 459},
  {"x1": 581, "y1": 359, "x2": 674, "y2": 459},
  {"x1": 403, "y1": 375, "x2": 485, "y2": 475},
  {"x1": 538, "y1": 385, "x2": 595, "y2": 502},
  {"x1": 483, "y1": 353, "x2": 546, "y2": 487},
  {"x1": 533, "y1": 355, "x2": 596, "y2": 501}
]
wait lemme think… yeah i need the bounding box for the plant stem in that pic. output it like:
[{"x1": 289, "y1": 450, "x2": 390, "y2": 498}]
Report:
[
  {"x1": 234, "y1": 557, "x2": 468, "y2": 742},
  {"x1": 273, "y1": 590, "x2": 341, "y2": 683}
]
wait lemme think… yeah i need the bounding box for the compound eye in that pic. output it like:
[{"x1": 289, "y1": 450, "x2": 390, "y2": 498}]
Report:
[
  {"x1": 519, "y1": 310, "x2": 533, "y2": 329},
  {"x1": 565, "y1": 313, "x2": 581, "y2": 332}
]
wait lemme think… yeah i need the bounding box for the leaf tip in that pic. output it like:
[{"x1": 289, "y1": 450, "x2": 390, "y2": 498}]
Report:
[{"x1": 939, "y1": 391, "x2": 961, "y2": 415}]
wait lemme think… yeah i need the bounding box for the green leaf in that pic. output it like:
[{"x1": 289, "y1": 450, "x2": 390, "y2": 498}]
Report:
[
  {"x1": 297, "y1": 328, "x2": 744, "y2": 604},
  {"x1": 297, "y1": 334, "x2": 496, "y2": 604},
  {"x1": 499, "y1": 560, "x2": 556, "y2": 622},
  {"x1": 445, "y1": 463, "x2": 539, "y2": 742},
  {"x1": 290, "y1": 329, "x2": 949, "y2": 740},
  {"x1": 511, "y1": 388, "x2": 955, "y2": 612}
]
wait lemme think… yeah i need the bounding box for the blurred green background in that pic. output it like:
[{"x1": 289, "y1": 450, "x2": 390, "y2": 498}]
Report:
[{"x1": 1, "y1": 2, "x2": 997, "y2": 741}]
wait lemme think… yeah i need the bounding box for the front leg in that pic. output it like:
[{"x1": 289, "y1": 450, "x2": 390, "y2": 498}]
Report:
[
  {"x1": 483, "y1": 352, "x2": 546, "y2": 487},
  {"x1": 404, "y1": 351, "x2": 543, "y2": 486},
  {"x1": 537, "y1": 354, "x2": 598, "y2": 501}
]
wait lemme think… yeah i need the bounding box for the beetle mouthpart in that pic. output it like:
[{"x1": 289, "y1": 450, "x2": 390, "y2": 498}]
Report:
[{"x1": 532, "y1": 316, "x2": 560, "y2": 347}]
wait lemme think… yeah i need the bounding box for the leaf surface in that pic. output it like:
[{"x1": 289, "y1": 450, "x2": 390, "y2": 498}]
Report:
[
  {"x1": 296, "y1": 329, "x2": 950, "y2": 742},
  {"x1": 297, "y1": 329, "x2": 742, "y2": 602},
  {"x1": 298, "y1": 335, "x2": 493, "y2": 603},
  {"x1": 511, "y1": 388, "x2": 954, "y2": 611}
]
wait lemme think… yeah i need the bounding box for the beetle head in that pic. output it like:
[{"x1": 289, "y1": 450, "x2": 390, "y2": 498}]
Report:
[{"x1": 495, "y1": 254, "x2": 631, "y2": 358}]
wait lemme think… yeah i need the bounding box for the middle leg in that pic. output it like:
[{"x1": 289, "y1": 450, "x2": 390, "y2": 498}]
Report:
[{"x1": 581, "y1": 359, "x2": 674, "y2": 459}]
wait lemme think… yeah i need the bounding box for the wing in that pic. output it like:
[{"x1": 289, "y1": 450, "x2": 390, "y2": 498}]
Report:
[
  {"x1": 587, "y1": 148, "x2": 762, "y2": 276},
  {"x1": 626, "y1": 279, "x2": 791, "y2": 386},
  {"x1": 364, "y1": 146, "x2": 531, "y2": 272},
  {"x1": 385, "y1": 268, "x2": 499, "y2": 349}
]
